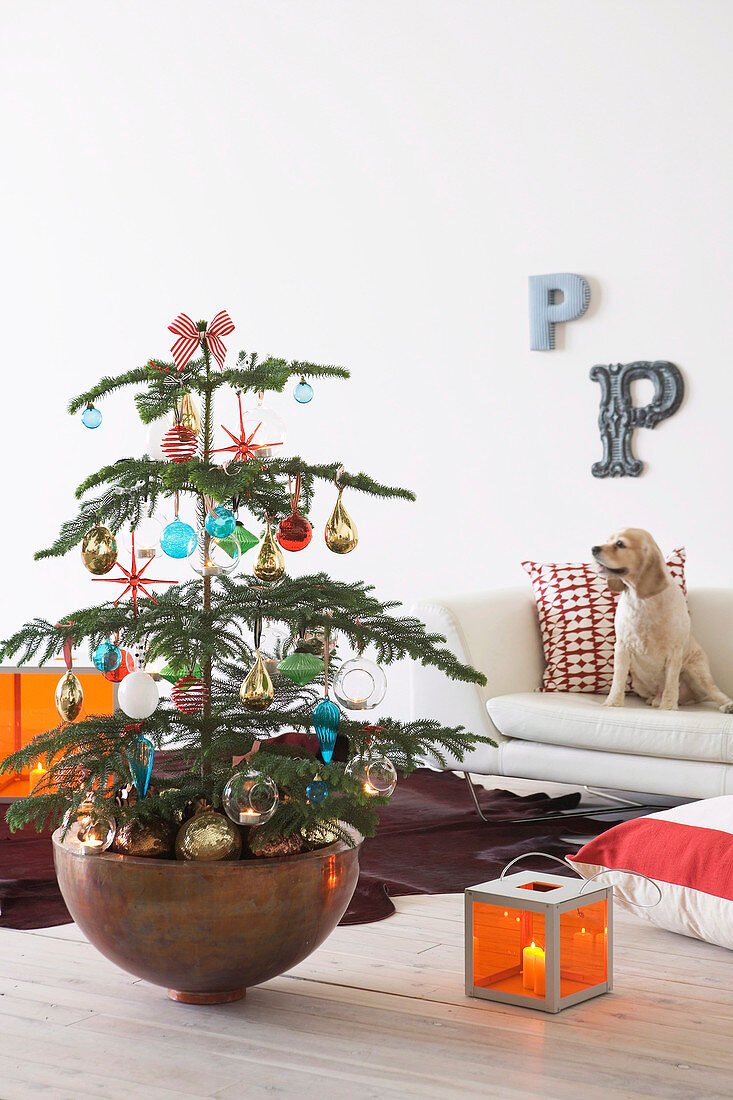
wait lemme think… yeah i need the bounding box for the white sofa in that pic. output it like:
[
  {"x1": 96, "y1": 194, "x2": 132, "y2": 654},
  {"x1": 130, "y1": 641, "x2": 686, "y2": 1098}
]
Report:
[{"x1": 407, "y1": 587, "x2": 733, "y2": 800}]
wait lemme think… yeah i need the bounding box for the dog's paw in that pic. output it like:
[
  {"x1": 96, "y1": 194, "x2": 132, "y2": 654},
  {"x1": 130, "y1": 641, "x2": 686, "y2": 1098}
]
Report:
[
  {"x1": 602, "y1": 696, "x2": 624, "y2": 708},
  {"x1": 658, "y1": 700, "x2": 679, "y2": 711},
  {"x1": 719, "y1": 701, "x2": 733, "y2": 714}
]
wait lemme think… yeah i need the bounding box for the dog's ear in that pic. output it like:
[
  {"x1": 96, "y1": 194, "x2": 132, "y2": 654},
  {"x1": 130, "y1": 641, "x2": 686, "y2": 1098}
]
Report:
[
  {"x1": 635, "y1": 538, "x2": 668, "y2": 599},
  {"x1": 605, "y1": 574, "x2": 625, "y2": 594}
]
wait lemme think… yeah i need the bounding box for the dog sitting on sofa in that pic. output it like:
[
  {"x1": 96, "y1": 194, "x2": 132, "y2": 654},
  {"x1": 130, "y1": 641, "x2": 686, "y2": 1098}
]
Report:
[{"x1": 592, "y1": 527, "x2": 733, "y2": 713}]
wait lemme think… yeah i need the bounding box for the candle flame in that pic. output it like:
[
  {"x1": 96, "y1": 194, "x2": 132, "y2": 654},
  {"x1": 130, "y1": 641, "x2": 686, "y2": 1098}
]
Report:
[{"x1": 531, "y1": 941, "x2": 536, "y2": 949}]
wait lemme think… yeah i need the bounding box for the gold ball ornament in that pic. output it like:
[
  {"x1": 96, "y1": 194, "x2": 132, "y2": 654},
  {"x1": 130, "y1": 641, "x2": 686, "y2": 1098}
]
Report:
[
  {"x1": 240, "y1": 650, "x2": 275, "y2": 711},
  {"x1": 81, "y1": 524, "x2": 118, "y2": 575},
  {"x1": 112, "y1": 816, "x2": 176, "y2": 859},
  {"x1": 253, "y1": 833, "x2": 305, "y2": 858},
  {"x1": 325, "y1": 490, "x2": 358, "y2": 554},
  {"x1": 175, "y1": 811, "x2": 242, "y2": 861},
  {"x1": 55, "y1": 670, "x2": 84, "y2": 722},
  {"x1": 252, "y1": 524, "x2": 285, "y2": 583},
  {"x1": 301, "y1": 819, "x2": 341, "y2": 848}
]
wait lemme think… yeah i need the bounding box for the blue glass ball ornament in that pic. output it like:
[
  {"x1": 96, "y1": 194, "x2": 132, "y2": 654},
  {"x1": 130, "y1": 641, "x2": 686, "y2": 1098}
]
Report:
[
  {"x1": 306, "y1": 780, "x2": 329, "y2": 805},
  {"x1": 81, "y1": 405, "x2": 103, "y2": 429},
  {"x1": 312, "y1": 699, "x2": 341, "y2": 764},
  {"x1": 160, "y1": 517, "x2": 198, "y2": 559},
  {"x1": 204, "y1": 505, "x2": 236, "y2": 539},
  {"x1": 93, "y1": 640, "x2": 122, "y2": 673},
  {"x1": 294, "y1": 378, "x2": 314, "y2": 404}
]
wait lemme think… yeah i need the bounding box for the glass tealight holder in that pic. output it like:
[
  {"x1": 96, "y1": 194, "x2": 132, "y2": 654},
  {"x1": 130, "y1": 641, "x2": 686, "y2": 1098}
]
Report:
[
  {"x1": 332, "y1": 657, "x2": 387, "y2": 711},
  {"x1": 62, "y1": 809, "x2": 117, "y2": 855},
  {"x1": 222, "y1": 770, "x2": 279, "y2": 826},
  {"x1": 345, "y1": 755, "x2": 397, "y2": 797},
  {"x1": 189, "y1": 537, "x2": 241, "y2": 578}
]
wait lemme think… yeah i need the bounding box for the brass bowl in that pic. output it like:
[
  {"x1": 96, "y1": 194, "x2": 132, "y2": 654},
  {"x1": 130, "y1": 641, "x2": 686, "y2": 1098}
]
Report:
[{"x1": 53, "y1": 829, "x2": 361, "y2": 1004}]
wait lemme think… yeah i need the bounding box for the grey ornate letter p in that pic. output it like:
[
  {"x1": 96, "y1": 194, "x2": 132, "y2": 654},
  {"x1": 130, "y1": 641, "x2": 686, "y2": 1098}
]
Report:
[{"x1": 590, "y1": 361, "x2": 684, "y2": 478}]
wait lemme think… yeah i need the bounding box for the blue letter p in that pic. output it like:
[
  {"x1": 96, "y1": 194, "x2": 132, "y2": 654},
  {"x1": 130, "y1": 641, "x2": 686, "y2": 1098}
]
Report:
[{"x1": 529, "y1": 273, "x2": 590, "y2": 350}]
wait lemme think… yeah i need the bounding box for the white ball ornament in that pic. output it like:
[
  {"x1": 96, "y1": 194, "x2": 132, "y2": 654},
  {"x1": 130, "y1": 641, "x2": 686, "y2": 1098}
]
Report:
[{"x1": 118, "y1": 671, "x2": 160, "y2": 720}]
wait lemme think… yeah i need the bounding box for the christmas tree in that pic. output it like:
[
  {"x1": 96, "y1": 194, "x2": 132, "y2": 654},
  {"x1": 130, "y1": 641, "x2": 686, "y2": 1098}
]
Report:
[{"x1": 1, "y1": 312, "x2": 489, "y2": 859}]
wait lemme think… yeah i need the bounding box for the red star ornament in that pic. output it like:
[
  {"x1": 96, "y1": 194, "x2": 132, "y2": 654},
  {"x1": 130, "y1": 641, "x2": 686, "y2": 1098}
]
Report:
[
  {"x1": 211, "y1": 393, "x2": 283, "y2": 467},
  {"x1": 92, "y1": 532, "x2": 177, "y2": 616}
]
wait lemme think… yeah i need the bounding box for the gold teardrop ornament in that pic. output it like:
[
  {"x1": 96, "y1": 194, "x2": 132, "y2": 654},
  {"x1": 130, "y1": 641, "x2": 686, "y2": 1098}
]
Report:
[
  {"x1": 175, "y1": 392, "x2": 201, "y2": 435},
  {"x1": 252, "y1": 524, "x2": 285, "y2": 583},
  {"x1": 55, "y1": 670, "x2": 84, "y2": 722},
  {"x1": 81, "y1": 525, "x2": 118, "y2": 575},
  {"x1": 325, "y1": 490, "x2": 358, "y2": 554},
  {"x1": 240, "y1": 650, "x2": 275, "y2": 711}
]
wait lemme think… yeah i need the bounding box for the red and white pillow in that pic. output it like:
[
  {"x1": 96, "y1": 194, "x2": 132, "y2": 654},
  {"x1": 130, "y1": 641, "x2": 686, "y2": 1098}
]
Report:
[
  {"x1": 522, "y1": 549, "x2": 686, "y2": 693},
  {"x1": 568, "y1": 797, "x2": 733, "y2": 950}
]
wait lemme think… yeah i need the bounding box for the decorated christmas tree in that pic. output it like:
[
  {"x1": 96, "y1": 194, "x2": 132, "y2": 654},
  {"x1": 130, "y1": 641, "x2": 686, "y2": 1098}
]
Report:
[{"x1": 1, "y1": 311, "x2": 489, "y2": 861}]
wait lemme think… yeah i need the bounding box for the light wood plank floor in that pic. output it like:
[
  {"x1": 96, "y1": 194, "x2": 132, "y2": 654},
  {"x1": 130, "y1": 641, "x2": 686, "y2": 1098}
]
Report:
[{"x1": 0, "y1": 895, "x2": 731, "y2": 1100}]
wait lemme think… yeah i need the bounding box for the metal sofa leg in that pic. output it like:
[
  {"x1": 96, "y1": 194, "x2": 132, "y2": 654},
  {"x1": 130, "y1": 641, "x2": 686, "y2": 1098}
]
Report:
[{"x1": 462, "y1": 772, "x2": 673, "y2": 825}]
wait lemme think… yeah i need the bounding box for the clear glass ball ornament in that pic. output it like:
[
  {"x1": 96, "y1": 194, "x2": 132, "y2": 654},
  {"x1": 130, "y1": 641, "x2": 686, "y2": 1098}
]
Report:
[
  {"x1": 332, "y1": 658, "x2": 387, "y2": 711},
  {"x1": 189, "y1": 537, "x2": 241, "y2": 578},
  {"x1": 242, "y1": 402, "x2": 287, "y2": 459},
  {"x1": 160, "y1": 516, "x2": 198, "y2": 559},
  {"x1": 93, "y1": 640, "x2": 122, "y2": 673},
  {"x1": 294, "y1": 378, "x2": 314, "y2": 404},
  {"x1": 345, "y1": 755, "x2": 397, "y2": 797},
  {"x1": 62, "y1": 808, "x2": 117, "y2": 855},
  {"x1": 81, "y1": 404, "x2": 102, "y2": 429},
  {"x1": 222, "y1": 770, "x2": 279, "y2": 826}
]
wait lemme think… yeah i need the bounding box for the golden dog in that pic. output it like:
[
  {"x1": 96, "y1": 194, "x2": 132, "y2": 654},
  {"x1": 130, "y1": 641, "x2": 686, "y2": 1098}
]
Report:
[{"x1": 592, "y1": 528, "x2": 733, "y2": 712}]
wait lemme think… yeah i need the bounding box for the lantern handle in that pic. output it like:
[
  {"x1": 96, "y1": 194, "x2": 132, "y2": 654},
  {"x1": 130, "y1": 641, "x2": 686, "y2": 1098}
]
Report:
[
  {"x1": 499, "y1": 852, "x2": 663, "y2": 908},
  {"x1": 578, "y1": 869, "x2": 662, "y2": 908},
  {"x1": 499, "y1": 852, "x2": 576, "y2": 880}
]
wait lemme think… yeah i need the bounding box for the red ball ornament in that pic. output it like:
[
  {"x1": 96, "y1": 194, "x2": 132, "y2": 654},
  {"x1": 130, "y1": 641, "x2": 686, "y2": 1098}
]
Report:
[
  {"x1": 161, "y1": 425, "x2": 198, "y2": 463},
  {"x1": 276, "y1": 473, "x2": 312, "y2": 552},
  {"x1": 171, "y1": 674, "x2": 207, "y2": 715},
  {"x1": 104, "y1": 648, "x2": 135, "y2": 682},
  {"x1": 277, "y1": 513, "x2": 312, "y2": 552}
]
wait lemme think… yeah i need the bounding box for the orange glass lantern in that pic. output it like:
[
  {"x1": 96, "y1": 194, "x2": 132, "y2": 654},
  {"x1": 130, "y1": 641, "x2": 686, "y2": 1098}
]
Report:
[{"x1": 465, "y1": 854, "x2": 613, "y2": 1013}]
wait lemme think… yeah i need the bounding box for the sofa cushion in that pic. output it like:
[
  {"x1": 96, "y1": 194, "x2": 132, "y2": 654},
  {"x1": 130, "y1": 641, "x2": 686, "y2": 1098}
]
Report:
[
  {"x1": 568, "y1": 797, "x2": 733, "y2": 950},
  {"x1": 521, "y1": 549, "x2": 686, "y2": 694},
  {"x1": 486, "y1": 692, "x2": 733, "y2": 763}
]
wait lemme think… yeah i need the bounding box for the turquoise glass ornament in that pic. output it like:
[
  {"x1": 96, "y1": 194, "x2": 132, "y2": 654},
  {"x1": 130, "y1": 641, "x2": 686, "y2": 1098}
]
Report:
[
  {"x1": 81, "y1": 404, "x2": 102, "y2": 429},
  {"x1": 306, "y1": 780, "x2": 329, "y2": 805},
  {"x1": 294, "y1": 378, "x2": 313, "y2": 404},
  {"x1": 93, "y1": 640, "x2": 122, "y2": 672},
  {"x1": 205, "y1": 505, "x2": 236, "y2": 539},
  {"x1": 312, "y1": 699, "x2": 340, "y2": 764},
  {"x1": 128, "y1": 735, "x2": 154, "y2": 797},
  {"x1": 160, "y1": 517, "x2": 198, "y2": 559}
]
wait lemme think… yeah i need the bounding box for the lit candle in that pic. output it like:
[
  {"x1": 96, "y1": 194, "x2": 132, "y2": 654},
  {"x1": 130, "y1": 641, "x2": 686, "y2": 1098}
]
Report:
[
  {"x1": 533, "y1": 945, "x2": 546, "y2": 995},
  {"x1": 523, "y1": 941, "x2": 540, "y2": 990},
  {"x1": 238, "y1": 809, "x2": 258, "y2": 823},
  {"x1": 573, "y1": 926, "x2": 594, "y2": 972},
  {"x1": 202, "y1": 561, "x2": 222, "y2": 577},
  {"x1": 28, "y1": 762, "x2": 45, "y2": 790},
  {"x1": 348, "y1": 696, "x2": 369, "y2": 710},
  {"x1": 80, "y1": 836, "x2": 105, "y2": 856}
]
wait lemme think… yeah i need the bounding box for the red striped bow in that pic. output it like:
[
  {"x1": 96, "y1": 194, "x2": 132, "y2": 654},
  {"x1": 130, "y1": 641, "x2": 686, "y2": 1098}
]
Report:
[{"x1": 168, "y1": 310, "x2": 235, "y2": 372}]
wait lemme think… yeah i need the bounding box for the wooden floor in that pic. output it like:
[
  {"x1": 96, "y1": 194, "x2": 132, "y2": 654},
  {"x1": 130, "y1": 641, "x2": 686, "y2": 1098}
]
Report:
[{"x1": 0, "y1": 895, "x2": 731, "y2": 1100}]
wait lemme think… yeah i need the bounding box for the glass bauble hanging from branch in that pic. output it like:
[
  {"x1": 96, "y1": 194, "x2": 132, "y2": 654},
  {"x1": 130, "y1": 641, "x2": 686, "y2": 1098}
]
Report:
[
  {"x1": 81, "y1": 524, "x2": 117, "y2": 575},
  {"x1": 81, "y1": 403, "x2": 102, "y2": 429},
  {"x1": 312, "y1": 625, "x2": 340, "y2": 763},
  {"x1": 171, "y1": 674, "x2": 207, "y2": 715},
  {"x1": 253, "y1": 520, "x2": 285, "y2": 583},
  {"x1": 161, "y1": 516, "x2": 197, "y2": 559},
  {"x1": 277, "y1": 651, "x2": 324, "y2": 686},
  {"x1": 333, "y1": 657, "x2": 387, "y2": 711},
  {"x1": 189, "y1": 536, "x2": 241, "y2": 578},
  {"x1": 205, "y1": 503, "x2": 236, "y2": 539},
  {"x1": 161, "y1": 423, "x2": 197, "y2": 463},
  {"x1": 118, "y1": 671, "x2": 160, "y2": 720},
  {"x1": 240, "y1": 620, "x2": 275, "y2": 710},
  {"x1": 56, "y1": 670, "x2": 83, "y2": 722},
  {"x1": 294, "y1": 376, "x2": 314, "y2": 404},
  {"x1": 276, "y1": 474, "x2": 312, "y2": 552},
  {"x1": 346, "y1": 754, "x2": 397, "y2": 797},
  {"x1": 93, "y1": 639, "x2": 122, "y2": 673},
  {"x1": 104, "y1": 648, "x2": 135, "y2": 683},
  {"x1": 325, "y1": 466, "x2": 358, "y2": 554},
  {"x1": 222, "y1": 769, "x2": 279, "y2": 826},
  {"x1": 125, "y1": 726, "x2": 155, "y2": 797}
]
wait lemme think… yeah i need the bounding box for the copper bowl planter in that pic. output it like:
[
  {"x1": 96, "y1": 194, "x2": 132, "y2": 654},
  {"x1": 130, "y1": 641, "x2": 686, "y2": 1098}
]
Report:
[{"x1": 53, "y1": 829, "x2": 361, "y2": 1003}]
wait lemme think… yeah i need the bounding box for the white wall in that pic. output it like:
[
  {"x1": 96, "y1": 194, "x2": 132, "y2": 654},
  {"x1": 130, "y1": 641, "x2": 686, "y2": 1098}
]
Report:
[{"x1": 3, "y1": 0, "x2": 733, "y2": 642}]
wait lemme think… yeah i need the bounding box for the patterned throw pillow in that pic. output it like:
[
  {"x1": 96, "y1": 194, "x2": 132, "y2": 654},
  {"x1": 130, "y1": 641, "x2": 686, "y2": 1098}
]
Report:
[{"x1": 522, "y1": 549, "x2": 686, "y2": 693}]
